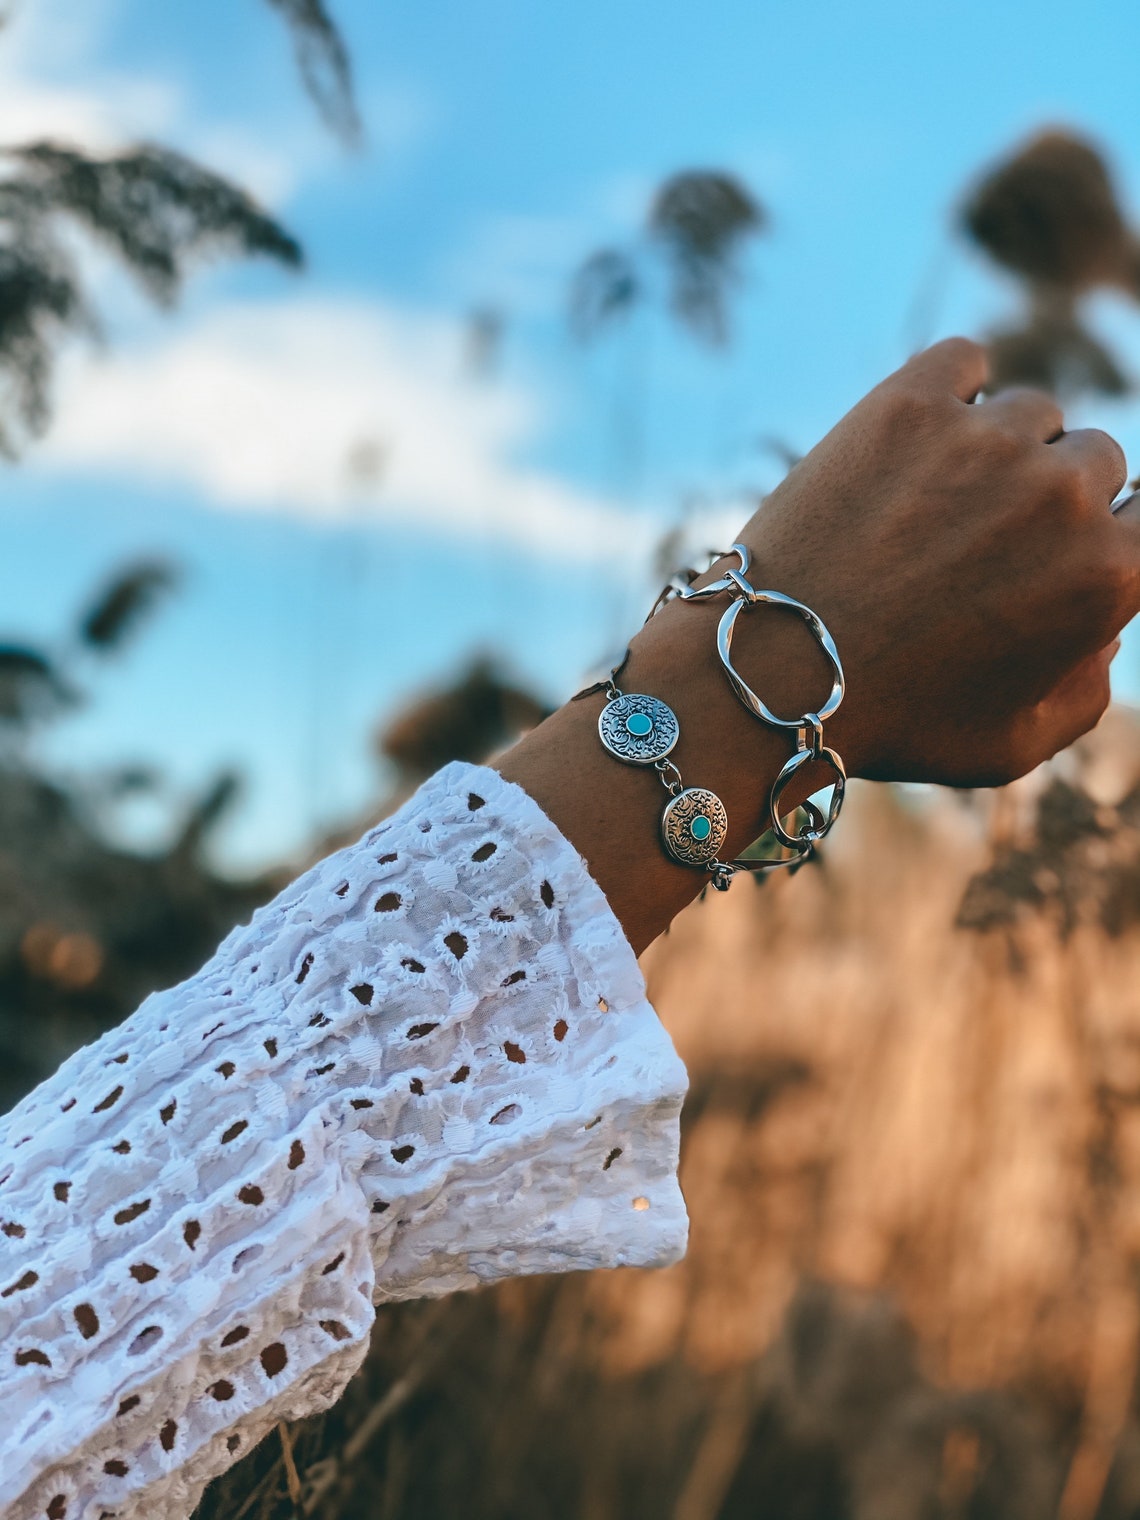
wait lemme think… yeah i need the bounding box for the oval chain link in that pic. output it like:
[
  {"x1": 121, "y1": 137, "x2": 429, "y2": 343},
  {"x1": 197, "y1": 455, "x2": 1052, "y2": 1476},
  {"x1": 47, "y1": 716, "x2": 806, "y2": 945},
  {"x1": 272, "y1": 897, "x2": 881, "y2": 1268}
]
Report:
[{"x1": 653, "y1": 542, "x2": 847, "y2": 880}]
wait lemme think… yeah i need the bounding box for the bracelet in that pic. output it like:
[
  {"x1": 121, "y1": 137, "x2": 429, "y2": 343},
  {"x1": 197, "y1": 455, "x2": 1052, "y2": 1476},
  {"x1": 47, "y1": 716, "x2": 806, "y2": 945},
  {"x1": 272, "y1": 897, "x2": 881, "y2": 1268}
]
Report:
[
  {"x1": 580, "y1": 543, "x2": 847, "y2": 890},
  {"x1": 665, "y1": 542, "x2": 847, "y2": 867},
  {"x1": 593, "y1": 662, "x2": 736, "y2": 887}
]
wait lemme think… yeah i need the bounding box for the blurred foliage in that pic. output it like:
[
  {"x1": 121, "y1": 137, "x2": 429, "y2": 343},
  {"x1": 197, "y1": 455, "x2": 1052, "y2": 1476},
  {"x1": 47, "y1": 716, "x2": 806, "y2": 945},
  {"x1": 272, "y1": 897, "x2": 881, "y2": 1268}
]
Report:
[
  {"x1": 1, "y1": 559, "x2": 178, "y2": 735},
  {"x1": 962, "y1": 130, "x2": 1140, "y2": 397},
  {"x1": 463, "y1": 305, "x2": 507, "y2": 377},
  {"x1": 649, "y1": 171, "x2": 766, "y2": 344},
  {"x1": 0, "y1": 0, "x2": 360, "y2": 455},
  {"x1": 0, "y1": 141, "x2": 302, "y2": 455},
  {"x1": 570, "y1": 169, "x2": 766, "y2": 345},
  {"x1": 957, "y1": 775, "x2": 1132, "y2": 942},
  {"x1": 0, "y1": 644, "x2": 75, "y2": 727},
  {"x1": 0, "y1": 564, "x2": 274, "y2": 1112},
  {"x1": 569, "y1": 247, "x2": 641, "y2": 340},
  {"x1": 964, "y1": 133, "x2": 1137, "y2": 294},
  {"x1": 377, "y1": 656, "x2": 551, "y2": 786},
  {"x1": 193, "y1": 1279, "x2": 1055, "y2": 1520},
  {"x1": 78, "y1": 560, "x2": 181, "y2": 653},
  {"x1": 263, "y1": 0, "x2": 360, "y2": 143}
]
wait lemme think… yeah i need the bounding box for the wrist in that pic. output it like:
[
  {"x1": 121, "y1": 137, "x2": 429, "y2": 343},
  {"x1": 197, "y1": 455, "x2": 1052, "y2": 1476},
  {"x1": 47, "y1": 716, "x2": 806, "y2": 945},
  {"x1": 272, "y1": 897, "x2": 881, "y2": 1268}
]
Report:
[{"x1": 497, "y1": 561, "x2": 861, "y2": 953}]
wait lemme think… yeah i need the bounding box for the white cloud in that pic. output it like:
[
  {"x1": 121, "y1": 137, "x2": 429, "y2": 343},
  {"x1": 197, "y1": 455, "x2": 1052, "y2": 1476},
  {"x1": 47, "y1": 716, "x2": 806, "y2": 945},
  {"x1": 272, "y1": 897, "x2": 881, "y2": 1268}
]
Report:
[
  {"x1": 0, "y1": 5, "x2": 643, "y2": 563},
  {"x1": 34, "y1": 296, "x2": 654, "y2": 563}
]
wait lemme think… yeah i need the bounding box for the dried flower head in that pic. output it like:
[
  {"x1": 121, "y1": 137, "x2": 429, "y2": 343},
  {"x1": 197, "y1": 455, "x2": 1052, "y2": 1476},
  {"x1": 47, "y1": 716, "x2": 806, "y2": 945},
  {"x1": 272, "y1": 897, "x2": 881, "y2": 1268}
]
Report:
[
  {"x1": 568, "y1": 248, "x2": 641, "y2": 342},
  {"x1": 648, "y1": 170, "x2": 766, "y2": 344},
  {"x1": 985, "y1": 299, "x2": 1129, "y2": 398},
  {"x1": 963, "y1": 130, "x2": 1134, "y2": 293}
]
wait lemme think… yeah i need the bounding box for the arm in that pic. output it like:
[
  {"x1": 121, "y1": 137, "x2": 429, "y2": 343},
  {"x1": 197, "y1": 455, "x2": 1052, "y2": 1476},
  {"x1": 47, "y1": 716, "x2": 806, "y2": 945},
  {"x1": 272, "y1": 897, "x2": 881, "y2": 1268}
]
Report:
[{"x1": 501, "y1": 339, "x2": 1138, "y2": 952}]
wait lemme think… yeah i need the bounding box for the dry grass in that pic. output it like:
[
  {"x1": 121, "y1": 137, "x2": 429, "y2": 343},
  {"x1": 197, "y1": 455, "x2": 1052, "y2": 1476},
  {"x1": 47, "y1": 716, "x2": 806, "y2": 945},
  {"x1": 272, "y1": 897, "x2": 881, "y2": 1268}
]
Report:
[{"x1": 197, "y1": 708, "x2": 1140, "y2": 1520}]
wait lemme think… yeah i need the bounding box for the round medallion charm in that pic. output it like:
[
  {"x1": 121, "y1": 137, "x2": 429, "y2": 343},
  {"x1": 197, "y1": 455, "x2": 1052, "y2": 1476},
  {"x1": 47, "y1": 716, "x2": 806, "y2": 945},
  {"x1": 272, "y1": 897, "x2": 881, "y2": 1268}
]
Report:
[
  {"x1": 660, "y1": 787, "x2": 728, "y2": 867},
  {"x1": 598, "y1": 693, "x2": 679, "y2": 765}
]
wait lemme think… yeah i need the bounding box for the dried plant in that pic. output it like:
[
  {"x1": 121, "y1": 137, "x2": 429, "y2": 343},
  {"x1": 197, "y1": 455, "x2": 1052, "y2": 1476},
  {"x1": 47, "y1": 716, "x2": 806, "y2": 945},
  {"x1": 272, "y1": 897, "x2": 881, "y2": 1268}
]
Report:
[
  {"x1": 0, "y1": 565, "x2": 274, "y2": 1112},
  {"x1": 964, "y1": 132, "x2": 1136, "y2": 293},
  {"x1": 0, "y1": 141, "x2": 301, "y2": 454},
  {"x1": 984, "y1": 294, "x2": 1129, "y2": 397},
  {"x1": 648, "y1": 170, "x2": 766, "y2": 344},
  {"x1": 262, "y1": 0, "x2": 360, "y2": 144},
  {"x1": 569, "y1": 169, "x2": 765, "y2": 346},
  {"x1": 961, "y1": 131, "x2": 1140, "y2": 398},
  {"x1": 376, "y1": 656, "x2": 551, "y2": 784},
  {"x1": 78, "y1": 561, "x2": 180, "y2": 653},
  {"x1": 568, "y1": 247, "x2": 641, "y2": 341},
  {"x1": 957, "y1": 770, "x2": 1140, "y2": 945},
  {"x1": 0, "y1": 646, "x2": 75, "y2": 728}
]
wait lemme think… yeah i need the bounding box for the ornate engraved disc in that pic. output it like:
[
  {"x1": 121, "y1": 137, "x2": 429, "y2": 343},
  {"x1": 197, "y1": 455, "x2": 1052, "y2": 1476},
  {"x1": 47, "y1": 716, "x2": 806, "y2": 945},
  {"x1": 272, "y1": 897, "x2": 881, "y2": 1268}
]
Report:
[
  {"x1": 598, "y1": 693, "x2": 679, "y2": 766},
  {"x1": 660, "y1": 787, "x2": 728, "y2": 867}
]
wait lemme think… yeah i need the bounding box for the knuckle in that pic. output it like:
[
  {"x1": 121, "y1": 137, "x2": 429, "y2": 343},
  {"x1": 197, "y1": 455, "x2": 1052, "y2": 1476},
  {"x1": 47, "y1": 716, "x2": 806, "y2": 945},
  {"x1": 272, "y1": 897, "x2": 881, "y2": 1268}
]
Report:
[
  {"x1": 937, "y1": 335, "x2": 986, "y2": 369},
  {"x1": 1086, "y1": 427, "x2": 1128, "y2": 486}
]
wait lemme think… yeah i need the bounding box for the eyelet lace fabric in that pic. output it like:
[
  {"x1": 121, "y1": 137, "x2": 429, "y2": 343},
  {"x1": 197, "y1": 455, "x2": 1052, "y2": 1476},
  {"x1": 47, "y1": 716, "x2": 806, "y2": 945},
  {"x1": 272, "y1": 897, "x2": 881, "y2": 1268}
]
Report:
[{"x1": 0, "y1": 763, "x2": 688, "y2": 1520}]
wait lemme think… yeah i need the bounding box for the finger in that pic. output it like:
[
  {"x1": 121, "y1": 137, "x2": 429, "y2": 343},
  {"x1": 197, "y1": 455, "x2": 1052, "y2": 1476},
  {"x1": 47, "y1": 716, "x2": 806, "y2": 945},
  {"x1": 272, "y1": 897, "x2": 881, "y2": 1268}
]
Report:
[
  {"x1": 979, "y1": 386, "x2": 1064, "y2": 442},
  {"x1": 1053, "y1": 427, "x2": 1129, "y2": 507},
  {"x1": 894, "y1": 337, "x2": 990, "y2": 403}
]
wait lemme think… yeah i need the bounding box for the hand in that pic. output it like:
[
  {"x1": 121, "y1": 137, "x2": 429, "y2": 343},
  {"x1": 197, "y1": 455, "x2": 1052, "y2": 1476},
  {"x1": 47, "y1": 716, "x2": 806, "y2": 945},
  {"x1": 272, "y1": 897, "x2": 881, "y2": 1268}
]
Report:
[
  {"x1": 501, "y1": 337, "x2": 1139, "y2": 954},
  {"x1": 711, "y1": 337, "x2": 1134, "y2": 786}
]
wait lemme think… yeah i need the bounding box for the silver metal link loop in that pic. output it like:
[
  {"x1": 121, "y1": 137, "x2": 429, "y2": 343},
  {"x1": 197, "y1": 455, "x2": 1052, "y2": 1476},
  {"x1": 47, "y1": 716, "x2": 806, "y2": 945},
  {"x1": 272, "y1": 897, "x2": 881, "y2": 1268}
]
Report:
[
  {"x1": 653, "y1": 542, "x2": 847, "y2": 876},
  {"x1": 653, "y1": 757, "x2": 685, "y2": 796},
  {"x1": 799, "y1": 713, "x2": 825, "y2": 759}
]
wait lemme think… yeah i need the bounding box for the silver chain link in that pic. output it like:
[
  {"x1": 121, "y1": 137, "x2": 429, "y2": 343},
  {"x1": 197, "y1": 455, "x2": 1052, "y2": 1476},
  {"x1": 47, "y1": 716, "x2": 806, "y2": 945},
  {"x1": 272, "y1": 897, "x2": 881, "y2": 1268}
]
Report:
[
  {"x1": 653, "y1": 542, "x2": 847, "y2": 880},
  {"x1": 653, "y1": 757, "x2": 684, "y2": 797}
]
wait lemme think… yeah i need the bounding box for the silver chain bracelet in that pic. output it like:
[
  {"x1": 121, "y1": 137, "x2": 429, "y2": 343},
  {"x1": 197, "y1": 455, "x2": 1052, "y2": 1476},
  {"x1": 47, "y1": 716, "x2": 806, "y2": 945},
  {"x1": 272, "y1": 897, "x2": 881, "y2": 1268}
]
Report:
[
  {"x1": 662, "y1": 542, "x2": 847, "y2": 871},
  {"x1": 581, "y1": 543, "x2": 847, "y2": 889}
]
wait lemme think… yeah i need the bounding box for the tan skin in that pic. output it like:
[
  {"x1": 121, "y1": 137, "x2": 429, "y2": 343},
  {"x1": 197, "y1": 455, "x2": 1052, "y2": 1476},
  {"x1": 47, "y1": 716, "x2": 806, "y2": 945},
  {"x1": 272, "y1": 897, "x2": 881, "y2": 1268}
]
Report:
[{"x1": 499, "y1": 338, "x2": 1140, "y2": 955}]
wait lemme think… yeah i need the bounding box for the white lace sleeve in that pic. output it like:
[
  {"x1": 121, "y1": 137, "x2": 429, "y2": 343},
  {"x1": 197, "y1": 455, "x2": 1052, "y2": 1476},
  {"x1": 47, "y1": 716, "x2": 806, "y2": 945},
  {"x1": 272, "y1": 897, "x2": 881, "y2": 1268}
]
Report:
[{"x1": 0, "y1": 762, "x2": 688, "y2": 1520}]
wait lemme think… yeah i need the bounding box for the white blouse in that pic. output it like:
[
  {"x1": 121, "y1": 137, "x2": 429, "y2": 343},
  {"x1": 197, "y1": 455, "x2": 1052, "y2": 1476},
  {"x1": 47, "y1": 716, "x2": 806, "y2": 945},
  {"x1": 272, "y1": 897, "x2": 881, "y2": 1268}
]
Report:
[{"x1": 0, "y1": 763, "x2": 688, "y2": 1520}]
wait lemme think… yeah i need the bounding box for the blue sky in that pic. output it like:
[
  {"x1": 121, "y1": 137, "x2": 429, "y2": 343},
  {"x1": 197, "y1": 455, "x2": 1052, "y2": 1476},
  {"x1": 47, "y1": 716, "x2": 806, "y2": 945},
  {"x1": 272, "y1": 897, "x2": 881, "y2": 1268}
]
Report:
[{"x1": 4, "y1": 0, "x2": 1140, "y2": 870}]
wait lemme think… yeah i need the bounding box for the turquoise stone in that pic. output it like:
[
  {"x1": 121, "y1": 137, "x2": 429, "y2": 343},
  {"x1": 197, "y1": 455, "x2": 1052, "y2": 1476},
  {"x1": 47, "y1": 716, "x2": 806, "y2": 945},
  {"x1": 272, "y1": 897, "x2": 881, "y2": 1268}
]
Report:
[
  {"x1": 625, "y1": 712, "x2": 654, "y2": 737},
  {"x1": 690, "y1": 814, "x2": 712, "y2": 841}
]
